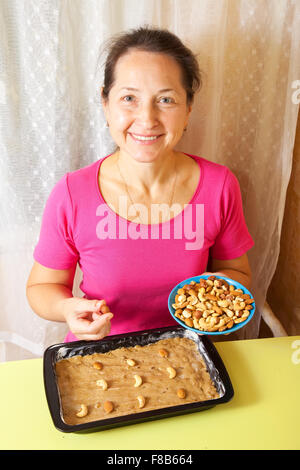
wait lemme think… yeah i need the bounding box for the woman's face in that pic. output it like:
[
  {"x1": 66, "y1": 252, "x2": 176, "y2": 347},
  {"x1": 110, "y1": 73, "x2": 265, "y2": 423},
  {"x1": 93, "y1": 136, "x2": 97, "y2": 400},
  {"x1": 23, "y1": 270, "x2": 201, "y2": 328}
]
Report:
[{"x1": 102, "y1": 49, "x2": 192, "y2": 163}]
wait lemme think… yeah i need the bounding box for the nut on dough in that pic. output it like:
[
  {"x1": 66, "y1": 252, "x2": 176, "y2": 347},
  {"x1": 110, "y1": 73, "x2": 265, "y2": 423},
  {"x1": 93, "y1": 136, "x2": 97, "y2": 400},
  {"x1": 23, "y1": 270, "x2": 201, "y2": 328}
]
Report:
[
  {"x1": 76, "y1": 404, "x2": 88, "y2": 418},
  {"x1": 167, "y1": 366, "x2": 176, "y2": 378},
  {"x1": 103, "y1": 400, "x2": 114, "y2": 413},
  {"x1": 96, "y1": 378, "x2": 108, "y2": 390},
  {"x1": 127, "y1": 359, "x2": 136, "y2": 366},
  {"x1": 137, "y1": 395, "x2": 146, "y2": 408},
  {"x1": 93, "y1": 361, "x2": 103, "y2": 370},
  {"x1": 133, "y1": 374, "x2": 142, "y2": 387}
]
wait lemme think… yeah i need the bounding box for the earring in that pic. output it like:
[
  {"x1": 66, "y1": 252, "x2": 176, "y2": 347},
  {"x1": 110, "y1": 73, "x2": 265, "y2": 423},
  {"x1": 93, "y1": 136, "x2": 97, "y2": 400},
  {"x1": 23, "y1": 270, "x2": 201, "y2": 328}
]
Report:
[{"x1": 106, "y1": 121, "x2": 109, "y2": 128}]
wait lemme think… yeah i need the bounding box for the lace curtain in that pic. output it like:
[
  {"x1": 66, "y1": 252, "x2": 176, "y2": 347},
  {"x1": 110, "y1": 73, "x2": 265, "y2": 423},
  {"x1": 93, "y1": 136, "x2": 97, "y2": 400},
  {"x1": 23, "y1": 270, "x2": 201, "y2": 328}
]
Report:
[{"x1": 0, "y1": 0, "x2": 299, "y2": 361}]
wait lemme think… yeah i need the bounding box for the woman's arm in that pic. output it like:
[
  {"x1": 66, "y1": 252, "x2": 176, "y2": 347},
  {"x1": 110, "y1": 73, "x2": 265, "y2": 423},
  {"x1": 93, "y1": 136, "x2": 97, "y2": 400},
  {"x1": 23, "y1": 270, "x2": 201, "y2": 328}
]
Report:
[
  {"x1": 26, "y1": 261, "x2": 77, "y2": 321},
  {"x1": 26, "y1": 262, "x2": 113, "y2": 340},
  {"x1": 206, "y1": 253, "x2": 252, "y2": 290}
]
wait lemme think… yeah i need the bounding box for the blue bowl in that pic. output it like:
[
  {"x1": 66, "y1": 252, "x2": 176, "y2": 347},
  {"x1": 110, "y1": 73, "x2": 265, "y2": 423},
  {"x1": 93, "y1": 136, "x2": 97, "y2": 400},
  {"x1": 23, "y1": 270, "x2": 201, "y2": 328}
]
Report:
[{"x1": 168, "y1": 275, "x2": 255, "y2": 336}]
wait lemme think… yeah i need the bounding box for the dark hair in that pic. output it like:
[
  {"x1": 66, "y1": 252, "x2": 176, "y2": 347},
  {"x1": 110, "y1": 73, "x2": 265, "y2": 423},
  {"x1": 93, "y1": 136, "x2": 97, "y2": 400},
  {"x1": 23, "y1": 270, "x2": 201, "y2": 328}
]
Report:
[{"x1": 101, "y1": 26, "x2": 202, "y2": 105}]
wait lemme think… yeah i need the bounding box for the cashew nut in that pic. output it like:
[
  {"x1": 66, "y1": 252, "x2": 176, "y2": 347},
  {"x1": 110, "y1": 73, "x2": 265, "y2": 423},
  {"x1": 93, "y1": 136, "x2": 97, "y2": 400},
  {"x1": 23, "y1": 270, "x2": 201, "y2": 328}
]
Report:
[
  {"x1": 127, "y1": 359, "x2": 136, "y2": 366},
  {"x1": 166, "y1": 366, "x2": 176, "y2": 379},
  {"x1": 241, "y1": 310, "x2": 250, "y2": 319},
  {"x1": 187, "y1": 296, "x2": 198, "y2": 305},
  {"x1": 96, "y1": 378, "x2": 108, "y2": 390},
  {"x1": 137, "y1": 395, "x2": 145, "y2": 408},
  {"x1": 133, "y1": 374, "x2": 142, "y2": 387},
  {"x1": 184, "y1": 318, "x2": 194, "y2": 327},
  {"x1": 182, "y1": 309, "x2": 192, "y2": 318},
  {"x1": 233, "y1": 302, "x2": 245, "y2": 311},
  {"x1": 76, "y1": 404, "x2": 88, "y2": 418},
  {"x1": 217, "y1": 300, "x2": 229, "y2": 308}
]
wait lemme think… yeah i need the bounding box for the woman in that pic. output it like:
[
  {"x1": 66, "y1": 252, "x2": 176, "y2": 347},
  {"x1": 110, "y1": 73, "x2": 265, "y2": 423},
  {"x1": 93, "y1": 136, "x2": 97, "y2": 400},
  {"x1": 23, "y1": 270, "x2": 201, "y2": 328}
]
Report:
[{"x1": 26, "y1": 26, "x2": 253, "y2": 342}]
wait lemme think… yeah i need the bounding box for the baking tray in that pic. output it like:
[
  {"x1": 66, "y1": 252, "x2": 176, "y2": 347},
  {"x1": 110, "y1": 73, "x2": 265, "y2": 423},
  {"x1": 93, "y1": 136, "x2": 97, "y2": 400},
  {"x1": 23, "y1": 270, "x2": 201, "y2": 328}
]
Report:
[{"x1": 43, "y1": 326, "x2": 234, "y2": 433}]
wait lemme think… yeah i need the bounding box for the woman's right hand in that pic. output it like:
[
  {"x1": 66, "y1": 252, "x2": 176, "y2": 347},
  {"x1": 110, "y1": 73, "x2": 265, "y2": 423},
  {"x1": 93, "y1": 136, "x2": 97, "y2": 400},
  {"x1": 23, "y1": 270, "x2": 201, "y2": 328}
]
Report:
[{"x1": 61, "y1": 297, "x2": 114, "y2": 341}]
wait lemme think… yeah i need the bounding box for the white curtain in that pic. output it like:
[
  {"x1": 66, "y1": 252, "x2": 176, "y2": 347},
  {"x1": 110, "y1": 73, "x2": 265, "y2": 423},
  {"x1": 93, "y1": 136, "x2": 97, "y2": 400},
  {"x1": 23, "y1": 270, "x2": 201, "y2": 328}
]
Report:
[{"x1": 0, "y1": 0, "x2": 299, "y2": 361}]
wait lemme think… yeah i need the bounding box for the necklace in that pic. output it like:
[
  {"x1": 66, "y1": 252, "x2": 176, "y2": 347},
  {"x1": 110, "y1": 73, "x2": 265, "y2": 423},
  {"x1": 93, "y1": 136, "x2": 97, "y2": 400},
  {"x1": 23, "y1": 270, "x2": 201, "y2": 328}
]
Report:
[{"x1": 117, "y1": 156, "x2": 177, "y2": 224}]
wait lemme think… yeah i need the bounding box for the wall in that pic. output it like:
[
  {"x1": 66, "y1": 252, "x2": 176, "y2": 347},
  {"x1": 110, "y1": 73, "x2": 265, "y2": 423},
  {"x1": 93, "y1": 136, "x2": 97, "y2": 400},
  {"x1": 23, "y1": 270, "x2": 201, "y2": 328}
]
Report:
[{"x1": 267, "y1": 112, "x2": 300, "y2": 336}]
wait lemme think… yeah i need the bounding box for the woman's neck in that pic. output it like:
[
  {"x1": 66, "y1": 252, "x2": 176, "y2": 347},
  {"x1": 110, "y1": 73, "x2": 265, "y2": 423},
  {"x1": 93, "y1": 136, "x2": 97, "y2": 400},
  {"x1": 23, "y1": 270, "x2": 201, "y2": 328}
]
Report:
[{"x1": 114, "y1": 149, "x2": 177, "y2": 196}]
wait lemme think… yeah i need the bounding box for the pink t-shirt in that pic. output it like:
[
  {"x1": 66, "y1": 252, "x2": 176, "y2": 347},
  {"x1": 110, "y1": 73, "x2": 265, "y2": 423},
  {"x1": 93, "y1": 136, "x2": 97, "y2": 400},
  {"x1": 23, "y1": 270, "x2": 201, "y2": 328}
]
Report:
[{"x1": 33, "y1": 154, "x2": 254, "y2": 342}]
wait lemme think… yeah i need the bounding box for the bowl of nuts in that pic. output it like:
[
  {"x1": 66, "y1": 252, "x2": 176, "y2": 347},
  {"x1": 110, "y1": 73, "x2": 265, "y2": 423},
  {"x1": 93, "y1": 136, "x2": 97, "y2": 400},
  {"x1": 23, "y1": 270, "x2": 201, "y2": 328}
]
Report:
[{"x1": 168, "y1": 275, "x2": 255, "y2": 335}]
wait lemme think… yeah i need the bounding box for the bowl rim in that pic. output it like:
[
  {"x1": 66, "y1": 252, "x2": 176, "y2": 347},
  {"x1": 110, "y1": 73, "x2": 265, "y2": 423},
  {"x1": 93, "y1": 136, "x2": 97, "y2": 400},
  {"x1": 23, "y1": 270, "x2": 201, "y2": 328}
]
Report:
[{"x1": 168, "y1": 274, "x2": 255, "y2": 336}]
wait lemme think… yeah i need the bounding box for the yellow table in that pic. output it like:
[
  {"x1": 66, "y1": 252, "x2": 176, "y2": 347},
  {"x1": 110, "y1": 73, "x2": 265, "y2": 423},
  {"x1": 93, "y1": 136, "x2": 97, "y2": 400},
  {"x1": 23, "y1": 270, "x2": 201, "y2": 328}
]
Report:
[{"x1": 0, "y1": 336, "x2": 299, "y2": 450}]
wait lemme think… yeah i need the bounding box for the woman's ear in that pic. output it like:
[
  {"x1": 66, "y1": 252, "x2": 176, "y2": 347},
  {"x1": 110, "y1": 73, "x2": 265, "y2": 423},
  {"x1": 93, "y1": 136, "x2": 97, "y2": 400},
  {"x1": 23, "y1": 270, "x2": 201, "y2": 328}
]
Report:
[
  {"x1": 100, "y1": 86, "x2": 106, "y2": 106},
  {"x1": 184, "y1": 102, "x2": 193, "y2": 130},
  {"x1": 101, "y1": 87, "x2": 109, "y2": 123}
]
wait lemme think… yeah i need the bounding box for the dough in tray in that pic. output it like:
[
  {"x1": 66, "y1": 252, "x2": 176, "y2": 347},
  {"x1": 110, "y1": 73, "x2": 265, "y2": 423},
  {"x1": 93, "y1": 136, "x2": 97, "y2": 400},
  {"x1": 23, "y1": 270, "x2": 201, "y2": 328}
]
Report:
[{"x1": 55, "y1": 336, "x2": 219, "y2": 425}]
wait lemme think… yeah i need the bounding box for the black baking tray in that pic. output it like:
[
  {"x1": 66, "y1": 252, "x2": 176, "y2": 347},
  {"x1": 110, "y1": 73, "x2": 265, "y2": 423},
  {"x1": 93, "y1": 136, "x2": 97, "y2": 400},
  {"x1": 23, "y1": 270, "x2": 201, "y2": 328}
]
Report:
[{"x1": 43, "y1": 326, "x2": 234, "y2": 433}]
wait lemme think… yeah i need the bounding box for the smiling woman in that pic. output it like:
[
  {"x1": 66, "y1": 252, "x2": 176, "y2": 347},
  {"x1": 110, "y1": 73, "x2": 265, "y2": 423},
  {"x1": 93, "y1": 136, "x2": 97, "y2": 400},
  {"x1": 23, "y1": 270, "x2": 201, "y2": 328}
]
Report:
[
  {"x1": 101, "y1": 50, "x2": 192, "y2": 166},
  {"x1": 98, "y1": 28, "x2": 202, "y2": 224},
  {"x1": 26, "y1": 26, "x2": 254, "y2": 343}
]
